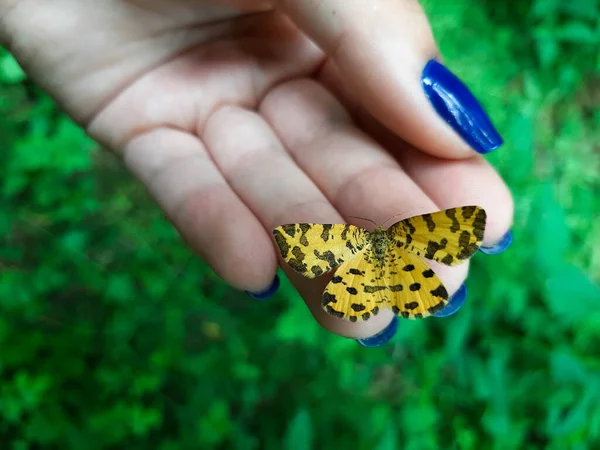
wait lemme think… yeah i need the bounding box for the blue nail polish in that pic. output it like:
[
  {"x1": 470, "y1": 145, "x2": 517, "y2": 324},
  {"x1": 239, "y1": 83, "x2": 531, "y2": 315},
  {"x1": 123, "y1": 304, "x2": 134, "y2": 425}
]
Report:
[
  {"x1": 480, "y1": 230, "x2": 513, "y2": 255},
  {"x1": 356, "y1": 316, "x2": 398, "y2": 348},
  {"x1": 246, "y1": 275, "x2": 280, "y2": 301},
  {"x1": 432, "y1": 283, "x2": 467, "y2": 318},
  {"x1": 422, "y1": 59, "x2": 503, "y2": 154}
]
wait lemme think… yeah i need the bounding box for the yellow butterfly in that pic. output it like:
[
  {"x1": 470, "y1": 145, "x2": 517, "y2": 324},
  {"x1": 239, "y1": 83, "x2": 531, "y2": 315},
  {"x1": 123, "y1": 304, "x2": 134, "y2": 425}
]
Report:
[{"x1": 272, "y1": 206, "x2": 486, "y2": 322}]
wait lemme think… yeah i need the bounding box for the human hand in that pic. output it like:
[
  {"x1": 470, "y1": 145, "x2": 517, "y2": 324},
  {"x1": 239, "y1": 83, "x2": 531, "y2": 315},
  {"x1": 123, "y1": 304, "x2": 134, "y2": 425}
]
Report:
[{"x1": 0, "y1": 0, "x2": 513, "y2": 345}]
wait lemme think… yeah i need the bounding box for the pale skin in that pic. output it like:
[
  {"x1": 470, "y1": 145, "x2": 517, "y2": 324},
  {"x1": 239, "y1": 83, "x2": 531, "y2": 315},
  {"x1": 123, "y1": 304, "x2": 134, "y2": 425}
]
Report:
[{"x1": 0, "y1": 0, "x2": 513, "y2": 339}]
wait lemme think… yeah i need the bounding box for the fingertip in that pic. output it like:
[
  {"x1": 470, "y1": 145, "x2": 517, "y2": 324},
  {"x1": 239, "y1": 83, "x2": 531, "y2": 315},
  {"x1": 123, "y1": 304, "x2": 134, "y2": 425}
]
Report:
[
  {"x1": 246, "y1": 274, "x2": 280, "y2": 301},
  {"x1": 480, "y1": 230, "x2": 512, "y2": 255},
  {"x1": 356, "y1": 316, "x2": 398, "y2": 348}
]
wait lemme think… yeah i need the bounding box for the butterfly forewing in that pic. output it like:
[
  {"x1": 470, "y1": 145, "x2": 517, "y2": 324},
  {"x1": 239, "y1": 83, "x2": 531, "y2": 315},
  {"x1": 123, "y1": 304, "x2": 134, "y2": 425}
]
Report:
[
  {"x1": 272, "y1": 223, "x2": 368, "y2": 279},
  {"x1": 387, "y1": 206, "x2": 486, "y2": 266}
]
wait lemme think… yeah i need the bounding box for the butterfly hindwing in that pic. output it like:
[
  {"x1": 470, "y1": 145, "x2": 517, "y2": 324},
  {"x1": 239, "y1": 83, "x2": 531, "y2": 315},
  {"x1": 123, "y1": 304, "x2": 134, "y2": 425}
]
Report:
[
  {"x1": 272, "y1": 223, "x2": 368, "y2": 279},
  {"x1": 385, "y1": 249, "x2": 449, "y2": 319},
  {"x1": 388, "y1": 206, "x2": 486, "y2": 266},
  {"x1": 321, "y1": 247, "x2": 387, "y2": 322}
]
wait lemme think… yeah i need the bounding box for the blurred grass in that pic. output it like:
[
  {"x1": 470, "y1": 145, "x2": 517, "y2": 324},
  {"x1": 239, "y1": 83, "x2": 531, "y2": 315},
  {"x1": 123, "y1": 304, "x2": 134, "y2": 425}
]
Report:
[{"x1": 1, "y1": 0, "x2": 599, "y2": 449}]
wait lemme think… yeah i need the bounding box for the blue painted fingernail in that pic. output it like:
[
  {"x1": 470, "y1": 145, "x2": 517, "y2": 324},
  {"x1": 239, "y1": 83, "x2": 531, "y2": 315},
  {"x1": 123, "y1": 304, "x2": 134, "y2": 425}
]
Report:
[
  {"x1": 422, "y1": 59, "x2": 503, "y2": 154},
  {"x1": 480, "y1": 230, "x2": 513, "y2": 255},
  {"x1": 356, "y1": 316, "x2": 398, "y2": 348},
  {"x1": 245, "y1": 275, "x2": 280, "y2": 301},
  {"x1": 433, "y1": 283, "x2": 467, "y2": 318}
]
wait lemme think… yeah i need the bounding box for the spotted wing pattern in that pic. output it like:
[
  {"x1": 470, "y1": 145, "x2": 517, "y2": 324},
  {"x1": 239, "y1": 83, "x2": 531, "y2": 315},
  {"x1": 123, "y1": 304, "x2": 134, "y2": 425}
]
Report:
[
  {"x1": 387, "y1": 206, "x2": 487, "y2": 266},
  {"x1": 272, "y1": 223, "x2": 368, "y2": 279},
  {"x1": 321, "y1": 244, "x2": 449, "y2": 321},
  {"x1": 385, "y1": 249, "x2": 449, "y2": 319},
  {"x1": 321, "y1": 247, "x2": 387, "y2": 322}
]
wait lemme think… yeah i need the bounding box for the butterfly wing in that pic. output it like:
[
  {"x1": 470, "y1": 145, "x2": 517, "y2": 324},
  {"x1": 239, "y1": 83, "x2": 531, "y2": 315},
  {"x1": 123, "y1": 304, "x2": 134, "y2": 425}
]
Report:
[
  {"x1": 385, "y1": 249, "x2": 449, "y2": 319},
  {"x1": 321, "y1": 246, "x2": 387, "y2": 322},
  {"x1": 273, "y1": 224, "x2": 368, "y2": 279},
  {"x1": 387, "y1": 206, "x2": 486, "y2": 266}
]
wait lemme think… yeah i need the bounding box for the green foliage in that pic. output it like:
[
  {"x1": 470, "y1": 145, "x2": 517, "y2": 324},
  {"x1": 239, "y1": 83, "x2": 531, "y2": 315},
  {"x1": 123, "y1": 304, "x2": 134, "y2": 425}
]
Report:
[{"x1": 1, "y1": 0, "x2": 599, "y2": 448}]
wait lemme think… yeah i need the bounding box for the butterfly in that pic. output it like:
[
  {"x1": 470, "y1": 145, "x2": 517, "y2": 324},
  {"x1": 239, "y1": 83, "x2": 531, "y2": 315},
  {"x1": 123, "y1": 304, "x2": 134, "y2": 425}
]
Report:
[{"x1": 272, "y1": 206, "x2": 486, "y2": 322}]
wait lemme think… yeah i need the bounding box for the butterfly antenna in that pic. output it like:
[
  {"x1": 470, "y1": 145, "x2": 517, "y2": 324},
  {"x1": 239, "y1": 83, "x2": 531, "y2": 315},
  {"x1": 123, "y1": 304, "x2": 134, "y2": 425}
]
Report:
[
  {"x1": 347, "y1": 215, "x2": 377, "y2": 226},
  {"x1": 381, "y1": 210, "x2": 417, "y2": 228}
]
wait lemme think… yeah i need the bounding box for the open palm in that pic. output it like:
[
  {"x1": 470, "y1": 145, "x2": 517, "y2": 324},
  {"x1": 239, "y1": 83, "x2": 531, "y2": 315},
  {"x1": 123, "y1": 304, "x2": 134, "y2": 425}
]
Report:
[{"x1": 1, "y1": 0, "x2": 513, "y2": 343}]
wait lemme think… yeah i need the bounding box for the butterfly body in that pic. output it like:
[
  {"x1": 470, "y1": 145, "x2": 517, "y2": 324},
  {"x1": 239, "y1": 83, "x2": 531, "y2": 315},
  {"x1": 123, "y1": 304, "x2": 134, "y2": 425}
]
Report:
[
  {"x1": 369, "y1": 227, "x2": 389, "y2": 264},
  {"x1": 273, "y1": 206, "x2": 486, "y2": 322}
]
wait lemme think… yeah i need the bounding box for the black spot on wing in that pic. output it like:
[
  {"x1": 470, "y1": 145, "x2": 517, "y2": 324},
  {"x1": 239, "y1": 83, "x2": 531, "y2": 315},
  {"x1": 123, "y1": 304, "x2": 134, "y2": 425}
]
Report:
[
  {"x1": 430, "y1": 284, "x2": 448, "y2": 299},
  {"x1": 349, "y1": 268, "x2": 364, "y2": 275},
  {"x1": 314, "y1": 249, "x2": 337, "y2": 269},
  {"x1": 389, "y1": 284, "x2": 403, "y2": 292},
  {"x1": 320, "y1": 224, "x2": 333, "y2": 242},
  {"x1": 281, "y1": 224, "x2": 296, "y2": 237},
  {"x1": 473, "y1": 208, "x2": 486, "y2": 241},
  {"x1": 346, "y1": 287, "x2": 358, "y2": 295},
  {"x1": 273, "y1": 229, "x2": 290, "y2": 258},
  {"x1": 364, "y1": 285, "x2": 386, "y2": 293},
  {"x1": 340, "y1": 224, "x2": 351, "y2": 240},
  {"x1": 331, "y1": 275, "x2": 343, "y2": 284},
  {"x1": 441, "y1": 254, "x2": 454, "y2": 265},
  {"x1": 402, "y1": 264, "x2": 415, "y2": 272},
  {"x1": 409, "y1": 283, "x2": 421, "y2": 291},
  {"x1": 422, "y1": 213, "x2": 436, "y2": 232},
  {"x1": 404, "y1": 219, "x2": 416, "y2": 234},
  {"x1": 351, "y1": 303, "x2": 365, "y2": 312},
  {"x1": 425, "y1": 238, "x2": 448, "y2": 260},
  {"x1": 422, "y1": 269, "x2": 435, "y2": 278},
  {"x1": 311, "y1": 266, "x2": 324, "y2": 277},
  {"x1": 427, "y1": 301, "x2": 446, "y2": 314},
  {"x1": 298, "y1": 223, "x2": 311, "y2": 246},
  {"x1": 322, "y1": 292, "x2": 337, "y2": 305},
  {"x1": 325, "y1": 305, "x2": 345, "y2": 318},
  {"x1": 445, "y1": 208, "x2": 460, "y2": 233},
  {"x1": 461, "y1": 206, "x2": 476, "y2": 219},
  {"x1": 404, "y1": 301, "x2": 419, "y2": 310},
  {"x1": 289, "y1": 259, "x2": 307, "y2": 274}
]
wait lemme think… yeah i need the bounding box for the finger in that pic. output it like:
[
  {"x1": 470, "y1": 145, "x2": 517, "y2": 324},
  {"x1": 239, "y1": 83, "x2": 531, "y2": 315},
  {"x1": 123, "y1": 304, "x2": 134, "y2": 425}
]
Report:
[
  {"x1": 122, "y1": 128, "x2": 278, "y2": 295},
  {"x1": 202, "y1": 105, "x2": 396, "y2": 339},
  {"x1": 278, "y1": 0, "x2": 503, "y2": 158},
  {"x1": 260, "y1": 80, "x2": 470, "y2": 321}
]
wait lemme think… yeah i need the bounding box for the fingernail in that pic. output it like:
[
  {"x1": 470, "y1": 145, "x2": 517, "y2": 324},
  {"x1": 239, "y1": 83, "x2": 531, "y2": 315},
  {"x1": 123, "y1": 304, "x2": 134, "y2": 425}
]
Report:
[
  {"x1": 356, "y1": 316, "x2": 398, "y2": 348},
  {"x1": 432, "y1": 283, "x2": 467, "y2": 318},
  {"x1": 480, "y1": 230, "x2": 513, "y2": 255},
  {"x1": 245, "y1": 275, "x2": 280, "y2": 301},
  {"x1": 422, "y1": 59, "x2": 503, "y2": 154}
]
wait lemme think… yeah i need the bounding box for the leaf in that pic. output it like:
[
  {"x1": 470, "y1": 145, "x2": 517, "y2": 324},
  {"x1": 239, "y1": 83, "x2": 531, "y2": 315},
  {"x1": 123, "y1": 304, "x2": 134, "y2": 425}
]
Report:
[
  {"x1": 556, "y1": 21, "x2": 598, "y2": 44},
  {"x1": 550, "y1": 350, "x2": 588, "y2": 384},
  {"x1": 283, "y1": 409, "x2": 313, "y2": 450}
]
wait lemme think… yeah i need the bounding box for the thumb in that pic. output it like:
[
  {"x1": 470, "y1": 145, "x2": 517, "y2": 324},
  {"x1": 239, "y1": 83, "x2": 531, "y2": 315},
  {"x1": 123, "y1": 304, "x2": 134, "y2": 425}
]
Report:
[{"x1": 278, "y1": 0, "x2": 503, "y2": 158}]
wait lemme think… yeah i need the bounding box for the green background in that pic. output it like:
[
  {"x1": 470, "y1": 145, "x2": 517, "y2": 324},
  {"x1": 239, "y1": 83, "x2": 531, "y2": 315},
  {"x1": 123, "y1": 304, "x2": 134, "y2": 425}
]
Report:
[{"x1": 1, "y1": 0, "x2": 599, "y2": 448}]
